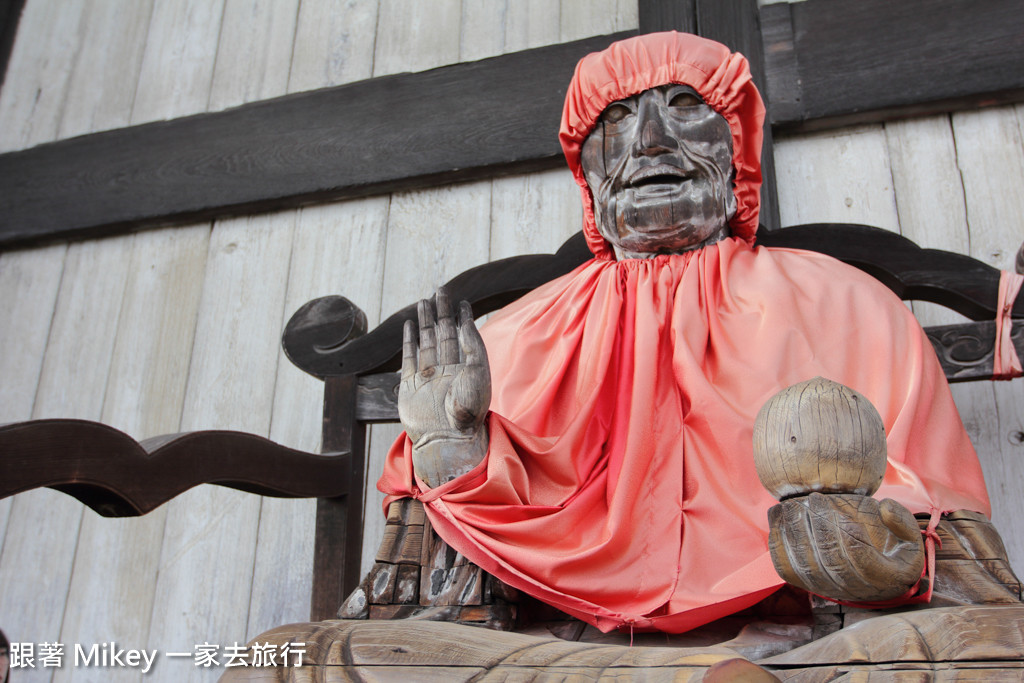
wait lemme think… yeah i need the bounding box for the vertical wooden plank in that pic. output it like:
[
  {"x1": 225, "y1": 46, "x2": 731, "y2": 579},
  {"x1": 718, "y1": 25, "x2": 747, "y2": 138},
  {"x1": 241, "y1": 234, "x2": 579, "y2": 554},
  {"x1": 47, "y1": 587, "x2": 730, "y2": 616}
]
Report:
[
  {"x1": 56, "y1": 0, "x2": 154, "y2": 139},
  {"x1": 99, "y1": 2, "x2": 225, "y2": 680},
  {"x1": 256, "y1": 197, "x2": 389, "y2": 629},
  {"x1": 560, "y1": 0, "x2": 634, "y2": 42},
  {"x1": 146, "y1": 212, "x2": 295, "y2": 682},
  {"x1": 0, "y1": 4, "x2": 93, "y2": 674},
  {"x1": 949, "y1": 106, "x2": 1024, "y2": 570},
  {"x1": 54, "y1": 227, "x2": 210, "y2": 683},
  {"x1": 287, "y1": 0, "x2": 378, "y2": 93},
  {"x1": 0, "y1": 243, "x2": 65, "y2": 563},
  {"x1": 773, "y1": 125, "x2": 900, "y2": 232},
  {"x1": 460, "y1": 0, "x2": 506, "y2": 61},
  {"x1": 208, "y1": 0, "x2": 299, "y2": 111},
  {"x1": 0, "y1": 0, "x2": 87, "y2": 152},
  {"x1": 209, "y1": 0, "x2": 309, "y2": 645},
  {"x1": 0, "y1": 245, "x2": 65, "y2": 421},
  {"x1": 504, "y1": 0, "x2": 560, "y2": 52},
  {"x1": 247, "y1": 1, "x2": 387, "y2": 629},
  {"x1": 489, "y1": 168, "x2": 582, "y2": 260},
  {"x1": 131, "y1": 0, "x2": 226, "y2": 124},
  {"x1": 372, "y1": 0, "x2": 461, "y2": 76},
  {"x1": 0, "y1": 234, "x2": 133, "y2": 683}
]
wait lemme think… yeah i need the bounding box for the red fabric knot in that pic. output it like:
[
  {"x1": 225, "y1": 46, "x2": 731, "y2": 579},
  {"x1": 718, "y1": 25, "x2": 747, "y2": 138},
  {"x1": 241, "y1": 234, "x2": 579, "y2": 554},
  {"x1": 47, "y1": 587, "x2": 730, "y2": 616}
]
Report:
[{"x1": 993, "y1": 270, "x2": 1023, "y2": 379}]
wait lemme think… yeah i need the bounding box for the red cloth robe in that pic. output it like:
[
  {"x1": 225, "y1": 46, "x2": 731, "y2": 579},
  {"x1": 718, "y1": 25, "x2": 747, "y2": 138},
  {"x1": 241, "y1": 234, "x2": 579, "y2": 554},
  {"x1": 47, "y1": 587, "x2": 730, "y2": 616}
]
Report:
[{"x1": 379, "y1": 33, "x2": 991, "y2": 633}]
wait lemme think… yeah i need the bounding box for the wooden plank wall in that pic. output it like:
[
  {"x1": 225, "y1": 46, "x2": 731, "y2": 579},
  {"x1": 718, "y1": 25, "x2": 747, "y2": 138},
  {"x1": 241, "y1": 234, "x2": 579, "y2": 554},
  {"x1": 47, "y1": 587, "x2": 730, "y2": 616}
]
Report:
[{"x1": 0, "y1": 2, "x2": 1021, "y2": 681}]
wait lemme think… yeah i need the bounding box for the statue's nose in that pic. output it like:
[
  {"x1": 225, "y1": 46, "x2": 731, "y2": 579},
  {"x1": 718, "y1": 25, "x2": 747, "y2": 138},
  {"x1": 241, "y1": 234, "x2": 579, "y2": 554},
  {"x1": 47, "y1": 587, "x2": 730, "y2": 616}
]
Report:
[{"x1": 635, "y1": 102, "x2": 676, "y2": 156}]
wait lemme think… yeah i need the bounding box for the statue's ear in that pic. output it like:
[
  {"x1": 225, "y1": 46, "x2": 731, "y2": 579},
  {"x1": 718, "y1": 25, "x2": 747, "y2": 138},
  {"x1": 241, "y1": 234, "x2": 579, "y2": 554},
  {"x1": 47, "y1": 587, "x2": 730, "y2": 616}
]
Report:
[{"x1": 725, "y1": 170, "x2": 738, "y2": 221}]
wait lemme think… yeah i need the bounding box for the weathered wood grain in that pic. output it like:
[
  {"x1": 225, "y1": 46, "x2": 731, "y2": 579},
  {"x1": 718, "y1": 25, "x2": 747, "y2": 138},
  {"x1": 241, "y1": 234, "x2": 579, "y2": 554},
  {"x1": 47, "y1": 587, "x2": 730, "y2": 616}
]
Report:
[
  {"x1": 0, "y1": 0, "x2": 87, "y2": 152},
  {"x1": 488, "y1": 165, "x2": 585, "y2": 260},
  {"x1": 144, "y1": 210, "x2": 293, "y2": 682},
  {"x1": 373, "y1": 0, "x2": 461, "y2": 77},
  {"x1": 773, "y1": 125, "x2": 900, "y2": 233},
  {"x1": 753, "y1": 377, "x2": 888, "y2": 500},
  {"x1": 503, "y1": 0, "x2": 560, "y2": 53},
  {"x1": 0, "y1": 234, "x2": 132, "y2": 681},
  {"x1": 286, "y1": 0, "x2": 377, "y2": 94},
  {"x1": 561, "y1": 0, "x2": 638, "y2": 42},
  {"x1": 56, "y1": 0, "x2": 153, "y2": 139},
  {"x1": 761, "y1": 0, "x2": 1024, "y2": 131},
  {"x1": 130, "y1": 0, "x2": 226, "y2": 125},
  {"x1": 0, "y1": 245, "x2": 65, "y2": 423}
]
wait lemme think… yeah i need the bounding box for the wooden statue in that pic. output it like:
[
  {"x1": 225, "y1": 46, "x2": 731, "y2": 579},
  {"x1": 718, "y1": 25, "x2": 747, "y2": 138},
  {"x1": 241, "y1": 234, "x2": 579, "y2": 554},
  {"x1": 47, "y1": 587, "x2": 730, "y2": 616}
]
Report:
[{"x1": 386, "y1": 31, "x2": 1006, "y2": 630}]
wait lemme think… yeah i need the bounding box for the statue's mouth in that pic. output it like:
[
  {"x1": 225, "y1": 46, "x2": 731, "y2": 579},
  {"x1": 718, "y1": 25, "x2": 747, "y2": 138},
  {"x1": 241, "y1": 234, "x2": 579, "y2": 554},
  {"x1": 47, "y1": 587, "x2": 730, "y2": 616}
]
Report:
[{"x1": 626, "y1": 165, "x2": 692, "y2": 196}]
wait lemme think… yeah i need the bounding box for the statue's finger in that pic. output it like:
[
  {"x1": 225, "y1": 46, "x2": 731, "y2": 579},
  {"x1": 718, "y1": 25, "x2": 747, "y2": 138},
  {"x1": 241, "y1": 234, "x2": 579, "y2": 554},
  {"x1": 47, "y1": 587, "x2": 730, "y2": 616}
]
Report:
[
  {"x1": 418, "y1": 299, "x2": 437, "y2": 372},
  {"x1": 436, "y1": 288, "x2": 459, "y2": 365},
  {"x1": 458, "y1": 301, "x2": 487, "y2": 366},
  {"x1": 402, "y1": 319, "x2": 418, "y2": 380}
]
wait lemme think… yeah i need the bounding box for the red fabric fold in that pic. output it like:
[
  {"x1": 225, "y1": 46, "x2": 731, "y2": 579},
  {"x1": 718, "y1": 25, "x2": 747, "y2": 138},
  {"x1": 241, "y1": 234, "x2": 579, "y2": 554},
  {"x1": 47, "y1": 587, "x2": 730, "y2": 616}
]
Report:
[
  {"x1": 380, "y1": 240, "x2": 990, "y2": 633},
  {"x1": 994, "y1": 269, "x2": 1023, "y2": 379}
]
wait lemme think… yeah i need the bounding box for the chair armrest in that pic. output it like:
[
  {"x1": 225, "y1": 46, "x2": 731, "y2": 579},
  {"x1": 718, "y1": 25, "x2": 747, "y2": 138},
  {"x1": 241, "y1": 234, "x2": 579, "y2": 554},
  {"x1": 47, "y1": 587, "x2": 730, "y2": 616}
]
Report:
[{"x1": 0, "y1": 419, "x2": 351, "y2": 516}]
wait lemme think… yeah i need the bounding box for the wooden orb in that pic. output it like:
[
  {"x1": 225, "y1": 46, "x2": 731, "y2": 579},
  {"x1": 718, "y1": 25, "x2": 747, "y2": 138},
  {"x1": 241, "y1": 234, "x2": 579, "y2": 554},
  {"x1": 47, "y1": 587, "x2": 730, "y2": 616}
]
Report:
[{"x1": 753, "y1": 377, "x2": 887, "y2": 500}]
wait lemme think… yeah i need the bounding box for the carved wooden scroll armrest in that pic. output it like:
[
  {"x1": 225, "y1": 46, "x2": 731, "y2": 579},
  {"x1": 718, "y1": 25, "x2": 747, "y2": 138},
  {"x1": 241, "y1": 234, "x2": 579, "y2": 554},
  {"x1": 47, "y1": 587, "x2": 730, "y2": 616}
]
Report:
[
  {"x1": 339, "y1": 498, "x2": 518, "y2": 630},
  {"x1": 0, "y1": 419, "x2": 351, "y2": 516}
]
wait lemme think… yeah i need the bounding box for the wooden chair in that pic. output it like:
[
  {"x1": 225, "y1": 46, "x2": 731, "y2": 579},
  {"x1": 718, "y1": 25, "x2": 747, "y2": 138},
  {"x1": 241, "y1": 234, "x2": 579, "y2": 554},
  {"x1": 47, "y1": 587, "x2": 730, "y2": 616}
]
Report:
[{"x1": 2, "y1": 224, "x2": 1023, "y2": 680}]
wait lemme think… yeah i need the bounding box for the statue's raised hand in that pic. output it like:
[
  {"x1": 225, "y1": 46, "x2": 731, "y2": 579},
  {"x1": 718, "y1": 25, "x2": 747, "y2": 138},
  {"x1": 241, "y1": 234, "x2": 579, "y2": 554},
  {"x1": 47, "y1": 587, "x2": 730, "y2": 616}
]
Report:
[
  {"x1": 768, "y1": 492, "x2": 925, "y2": 603},
  {"x1": 400, "y1": 288, "x2": 491, "y2": 488}
]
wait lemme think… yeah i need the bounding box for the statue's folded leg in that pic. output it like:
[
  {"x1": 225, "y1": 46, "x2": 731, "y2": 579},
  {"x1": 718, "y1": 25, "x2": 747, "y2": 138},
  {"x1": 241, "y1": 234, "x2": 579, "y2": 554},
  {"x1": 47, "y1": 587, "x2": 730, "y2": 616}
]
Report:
[{"x1": 338, "y1": 498, "x2": 519, "y2": 630}]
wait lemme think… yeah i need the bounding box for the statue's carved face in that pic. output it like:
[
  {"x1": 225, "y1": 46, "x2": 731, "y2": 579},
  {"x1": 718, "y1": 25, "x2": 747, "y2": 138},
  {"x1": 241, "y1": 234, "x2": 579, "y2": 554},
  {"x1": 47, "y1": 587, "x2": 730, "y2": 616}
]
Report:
[{"x1": 580, "y1": 85, "x2": 736, "y2": 259}]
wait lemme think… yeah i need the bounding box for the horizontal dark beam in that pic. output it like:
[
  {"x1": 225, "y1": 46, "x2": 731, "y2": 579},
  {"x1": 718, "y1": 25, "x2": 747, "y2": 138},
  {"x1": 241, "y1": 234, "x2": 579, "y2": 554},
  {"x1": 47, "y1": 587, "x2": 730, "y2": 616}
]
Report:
[
  {"x1": 761, "y1": 0, "x2": 1024, "y2": 131},
  {"x1": 2, "y1": 0, "x2": 1022, "y2": 248},
  {"x1": 0, "y1": 32, "x2": 632, "y2": 248}
]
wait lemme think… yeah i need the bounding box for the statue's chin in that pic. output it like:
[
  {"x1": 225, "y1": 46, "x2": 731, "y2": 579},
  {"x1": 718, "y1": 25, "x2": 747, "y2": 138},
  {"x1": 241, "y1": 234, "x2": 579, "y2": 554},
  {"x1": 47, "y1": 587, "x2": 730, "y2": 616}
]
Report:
[{"x1": 601, "y1": 220, "x2": 729, "y2": 259}]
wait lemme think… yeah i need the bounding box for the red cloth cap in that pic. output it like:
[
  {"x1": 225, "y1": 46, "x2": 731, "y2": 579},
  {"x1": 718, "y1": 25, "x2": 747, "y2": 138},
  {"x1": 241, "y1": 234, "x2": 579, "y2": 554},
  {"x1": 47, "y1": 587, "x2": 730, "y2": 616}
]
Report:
[{"x1": 559, "y1": 31, "x2": 765, "y2": 259}]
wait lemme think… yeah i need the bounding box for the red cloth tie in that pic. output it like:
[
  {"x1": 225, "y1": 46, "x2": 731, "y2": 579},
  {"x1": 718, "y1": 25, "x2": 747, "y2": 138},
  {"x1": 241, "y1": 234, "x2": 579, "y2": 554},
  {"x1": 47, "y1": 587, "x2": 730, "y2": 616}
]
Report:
[{"x1": 994, "y1": 269, "x2": 1023, "y2": 379}]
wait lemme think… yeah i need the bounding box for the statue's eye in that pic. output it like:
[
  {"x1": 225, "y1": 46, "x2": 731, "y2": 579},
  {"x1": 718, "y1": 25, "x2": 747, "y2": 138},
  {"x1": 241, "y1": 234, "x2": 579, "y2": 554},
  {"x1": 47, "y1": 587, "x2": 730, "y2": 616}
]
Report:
[
  {"x1": 669, "y1": 91, "x2": 702, "y2": 108},
  {"x1": 601, "y1": 103, "x2": 631, "y2": 124}
]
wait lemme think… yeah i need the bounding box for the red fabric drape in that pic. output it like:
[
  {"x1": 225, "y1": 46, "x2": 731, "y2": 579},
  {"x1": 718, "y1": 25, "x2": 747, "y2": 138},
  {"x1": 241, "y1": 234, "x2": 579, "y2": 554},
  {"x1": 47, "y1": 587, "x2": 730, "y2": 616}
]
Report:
[
  {"x1": 378, "y1": 33, "x2": 990, "y2": 633},
  {"x1": 380, "y1": 240, "x2": 989, "y2": 633}
]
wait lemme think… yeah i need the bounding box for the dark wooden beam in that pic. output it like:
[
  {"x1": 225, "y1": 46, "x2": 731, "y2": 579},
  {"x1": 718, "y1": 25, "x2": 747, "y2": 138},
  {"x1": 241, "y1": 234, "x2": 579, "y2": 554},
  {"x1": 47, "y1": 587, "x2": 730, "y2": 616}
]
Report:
[
  {"x1": 638, "y1": 0, "x2": 697, "y2": 34},
  {"x1": 0, "y1": 32, "x2": 633, "y2": 248},
  {"x1": 761, "y1": 0, "x2": 1024, "y2": 131},
  {"x1": 1, "y1": 0, "x2": 1022, "y2": 248}
]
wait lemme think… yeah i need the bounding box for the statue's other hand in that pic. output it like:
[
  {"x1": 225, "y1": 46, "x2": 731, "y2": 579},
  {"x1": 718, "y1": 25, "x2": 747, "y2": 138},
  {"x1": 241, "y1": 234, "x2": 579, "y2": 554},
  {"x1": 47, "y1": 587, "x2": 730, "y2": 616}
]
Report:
[
  {"x1": 400, "y1": 287, "x2": 491, "y2": 487},
  {"x1": 768, "y1": 492, "x2": 925, "y2": 603}
]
